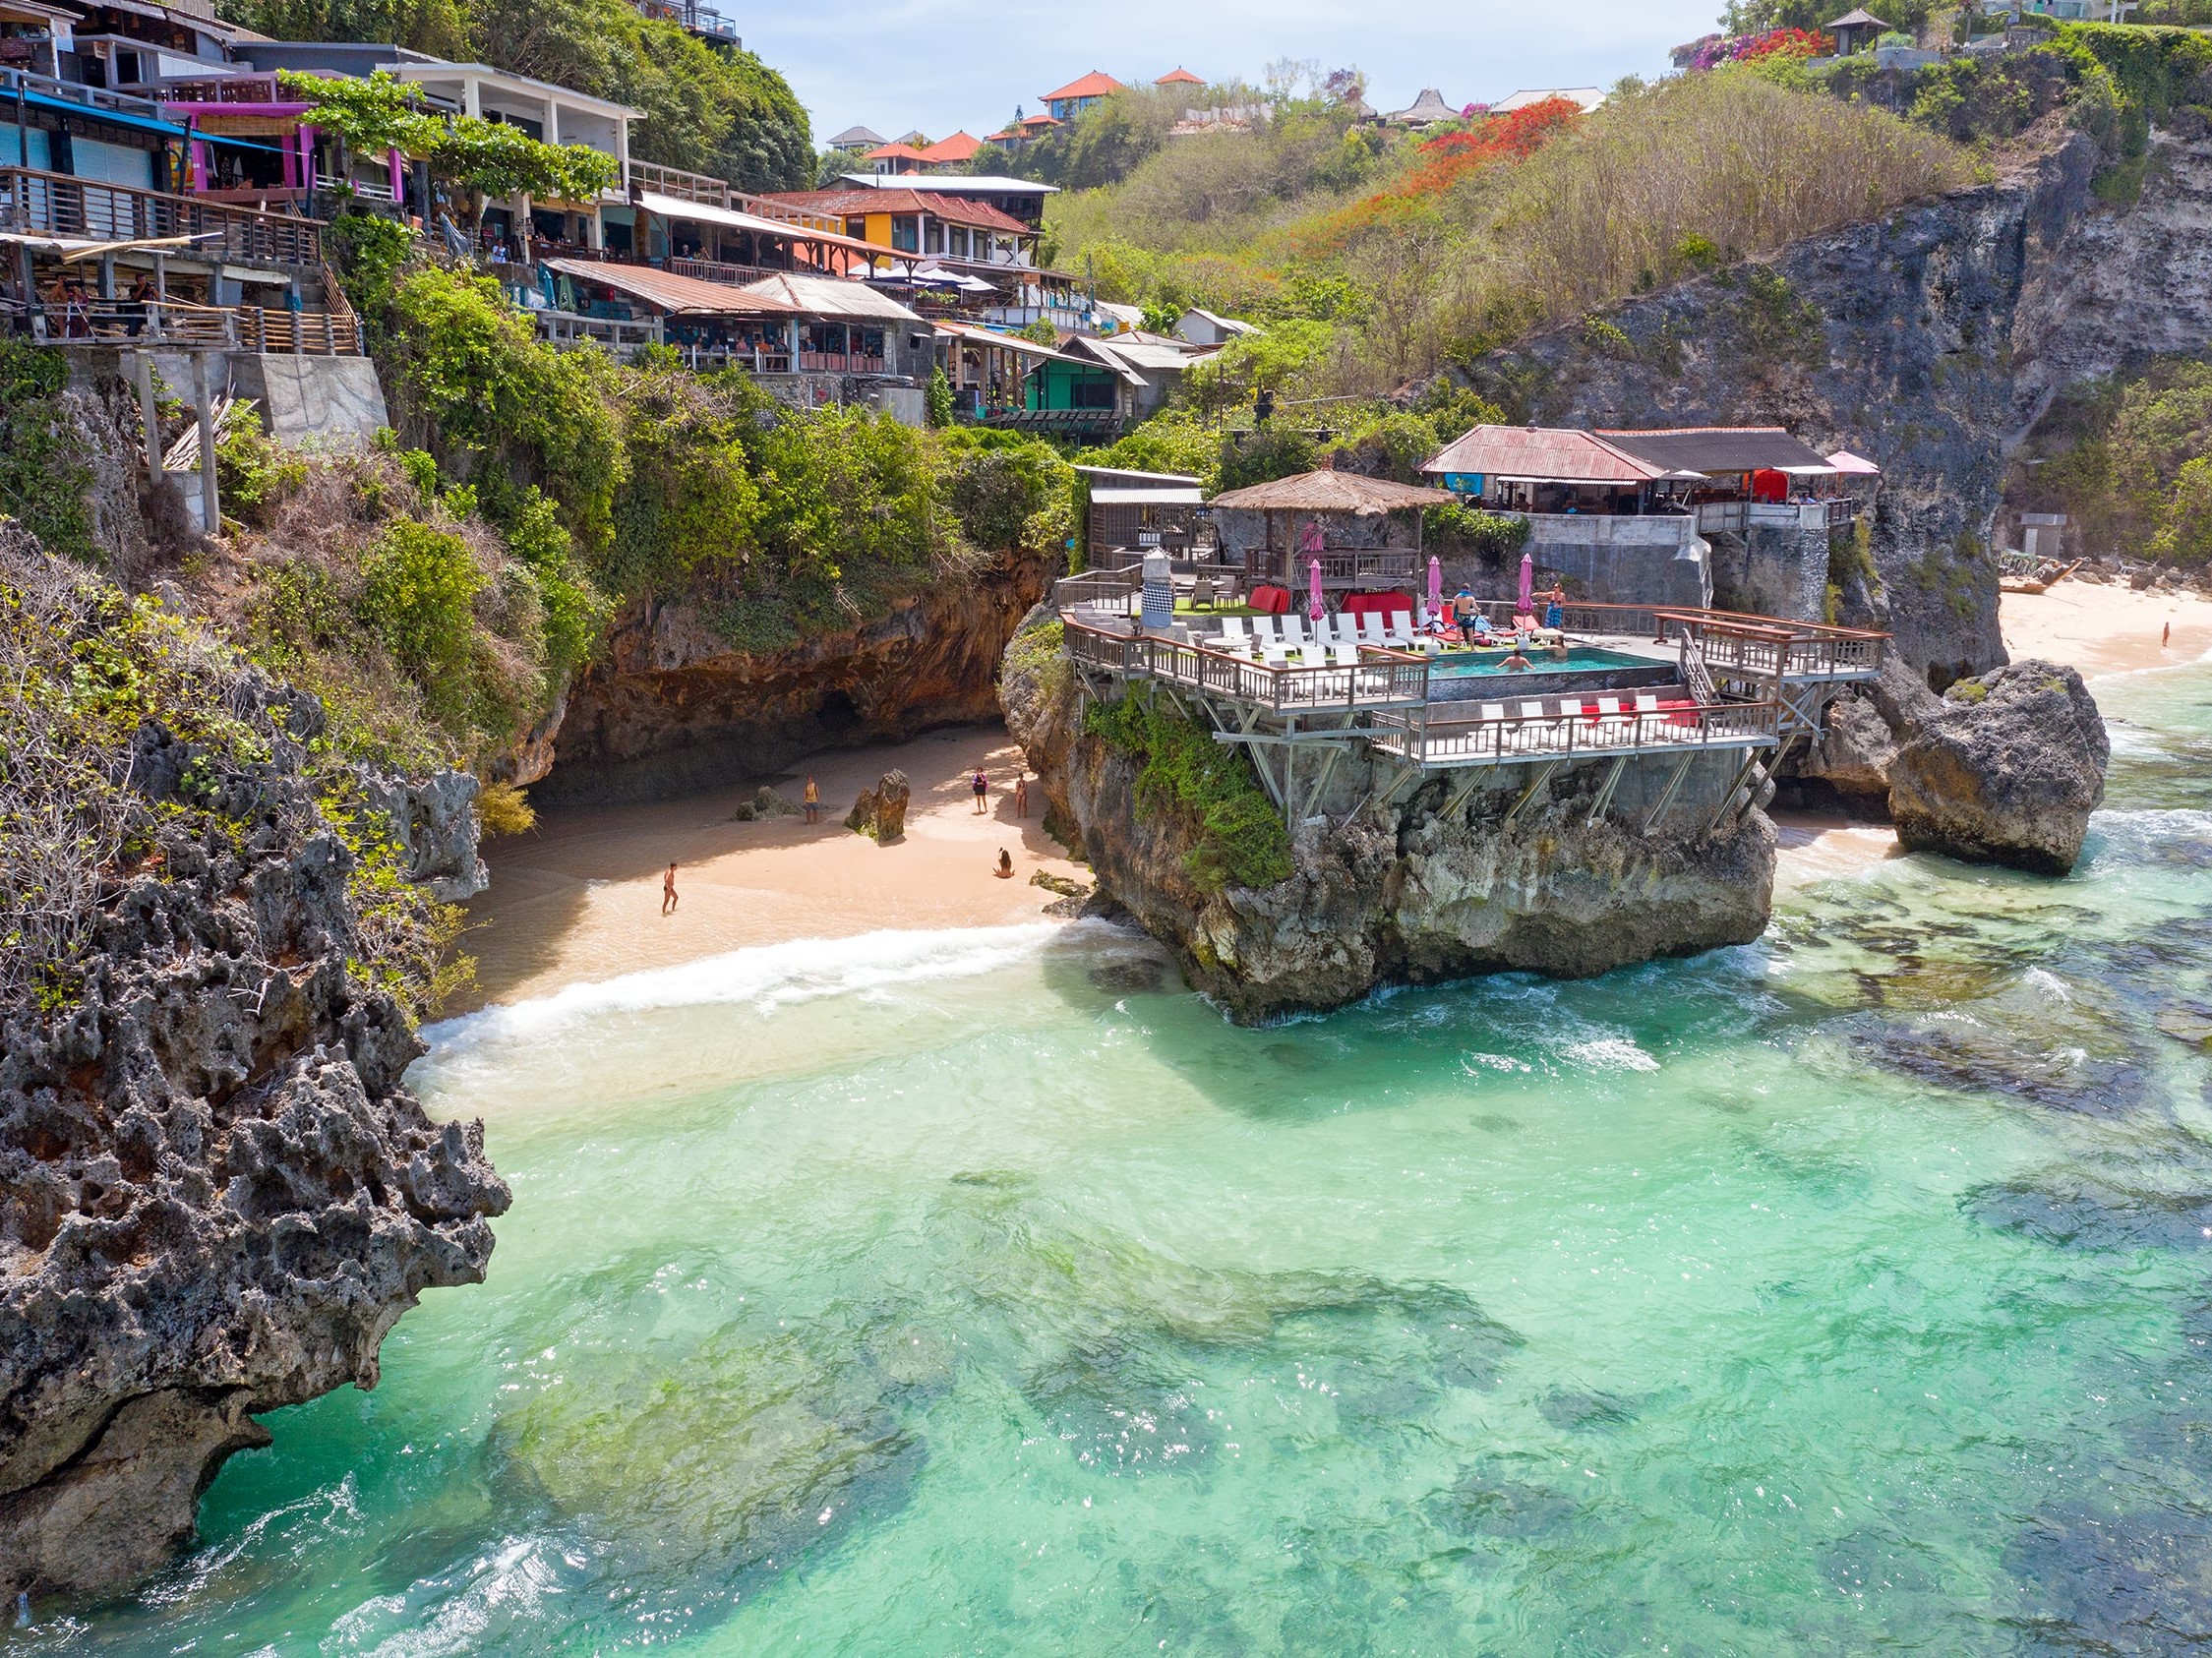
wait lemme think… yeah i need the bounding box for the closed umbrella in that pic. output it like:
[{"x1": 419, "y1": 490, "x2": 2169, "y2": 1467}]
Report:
[
  {"x1": 1517, "y1": 551, "x2": 1534, "y2": 618},
  {"x1": 1427, "y1": 555, "x2": 1443, "y2": 627},
  {"x1": 1309, "y1": 556, "x2": 1326, "y2": 622}
]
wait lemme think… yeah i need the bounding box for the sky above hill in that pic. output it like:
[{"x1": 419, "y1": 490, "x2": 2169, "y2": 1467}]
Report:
[{"x1": 748, "y1": 0, "x2": 1727, "y2": 148}]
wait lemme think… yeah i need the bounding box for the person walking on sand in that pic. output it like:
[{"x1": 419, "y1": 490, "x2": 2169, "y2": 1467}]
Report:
[
  {"x1": 2164, "y1": 621, "x2": 2173, "y2": 650},
  {"x1": 662, "y1": 861, "x2": 679, "y2": 916},
  {"x1": 803, "y1": 776, "x2": 820, "y2": 823},
  {"x1": 1015, "y1": 774, "x2": 1030, "y2": 818},
  {"x1": 972, "y1": 766, "x2": 989, "y2": 814},
  {"x1": 995, "y1": 849, "x2": 1014, "y2": 878}
]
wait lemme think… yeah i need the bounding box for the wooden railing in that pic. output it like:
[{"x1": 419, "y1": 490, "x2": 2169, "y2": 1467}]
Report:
[
  {"x1": 534, "y1": 308, "x2": 663, "y2": 354},
  {"x1": 1063, "y1": 620, "x2": 1430, "y2": 713},
  {"x1": 669, "y1": 255, "x2": 782, "y2": 286},
  {"x1": 11, "y1": 296, "x2": 358, "y2": 352},
  {"x1": 0, "y1": 166, "x2": 323, "y2": 266},
  {"x1": 799, "y1": 350, "x2": 885, "y2": 373},
  {"x1": 1369, "y1": 697, "x2": 1780, "y2": 767},
  {"x1": 1242, "y1": 547, "x2": 1422, "y2": 586}
]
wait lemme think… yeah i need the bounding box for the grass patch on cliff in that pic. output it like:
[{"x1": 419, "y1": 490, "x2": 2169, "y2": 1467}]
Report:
[
  {"x1": 0, "y1": 533, "x2": 460, "y2": 1014},
  {"x1": 1084, "y1": 693, "x2": 1291, "y2": 893}
]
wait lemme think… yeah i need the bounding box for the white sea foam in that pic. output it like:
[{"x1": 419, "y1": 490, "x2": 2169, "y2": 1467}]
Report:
[
  {"x1": 425, "y1": 921, "x2": 1080, "y2": 1056},
  {"x1": 1563, "y1": 1036, "x2": 1662, "y2": 1074}
]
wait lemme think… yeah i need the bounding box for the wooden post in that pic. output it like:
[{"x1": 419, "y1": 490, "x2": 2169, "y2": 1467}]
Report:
[
  {"x1": 192, "y1": 351, "x2": 218, "y2": 533},
  {"x1": 134, "y1": 351, "x2": 162, "y2": 485}
]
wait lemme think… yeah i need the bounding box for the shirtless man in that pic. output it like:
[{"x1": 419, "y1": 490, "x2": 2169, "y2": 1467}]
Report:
[{"x1": 662, "y1": 861, "x2": 679, "y2": 915}]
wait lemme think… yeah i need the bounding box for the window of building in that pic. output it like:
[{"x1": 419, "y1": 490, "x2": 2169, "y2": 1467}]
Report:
[
  {"x1": 1071, "y1": 377, "x2": 1116, "y2": 409},
  {"x1": 923, "y1": 218, "x2": 943, "y2": 254},
  {"x1": 890, "y1": 215, "x2": 919, "y2": 252}
]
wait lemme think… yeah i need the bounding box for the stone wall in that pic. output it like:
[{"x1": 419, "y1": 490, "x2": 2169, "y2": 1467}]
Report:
[{"x1": 1707, "y1": 523, "x2": 1833, "y2": 621}]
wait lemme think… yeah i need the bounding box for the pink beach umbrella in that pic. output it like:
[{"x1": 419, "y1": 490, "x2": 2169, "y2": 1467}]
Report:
[
  {"x1": 1517, "y1": 550, "x2": 1535, "y2": 618},
  {"x1": 1427, "y1": 555, "x2": 1443, "y2": 627},
  {"x1": 1308, "y1": 556, "x2": 1326, "y2": 622}
]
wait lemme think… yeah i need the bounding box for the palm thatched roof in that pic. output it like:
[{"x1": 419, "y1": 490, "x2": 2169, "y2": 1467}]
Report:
[{"x1": 1208, "y1": 469, "x2": 1455, "y2": 515}]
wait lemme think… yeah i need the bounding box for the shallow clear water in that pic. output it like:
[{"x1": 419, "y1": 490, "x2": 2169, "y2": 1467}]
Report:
[{"x1": 37, "y1": 662, "x2": 2212, "y2": 1654}]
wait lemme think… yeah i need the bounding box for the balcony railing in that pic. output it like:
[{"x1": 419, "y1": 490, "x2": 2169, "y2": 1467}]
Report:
[
  {"x1": 669, "y1": 255, "x2": 782, "y2": 286},
  {"x1": 1241, "y1": 546, "x2": 1422, "y2": 587},
  {"x1": 1695, "y1": 499, "x2": 1858, "y2": 535},
  {"x1": 0, "y1": 66, "x2": 165, "y2": 123},
  {"x1": 534, "y1": 308, "x2": 663, "y2": 356},
  {"x1": 798, "y1": 350, "x2": 885, "y2": 373},
  {"x1": 0, "y1": 166, "x2": 323, "y2": 266},
  {"x1": 8, "y1": 296, "x2": 359, "y2": 353},
  {"x1": 1369, "y1": 697, "x2": 1780, "y2": 768}
]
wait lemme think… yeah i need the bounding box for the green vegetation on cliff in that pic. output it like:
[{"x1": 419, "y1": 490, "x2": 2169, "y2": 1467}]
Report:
[
  {"x1": 2015, "y1": 355, "x2": 2212, "y2": 563},
  {"x1": 0, "y1": 535, "x2": 459, "y2": 1013},
  {"x1": 215, "y1": 0, "x2": 812, "y2": 188},
  {"x1": 1085, "y1": 694, "x2": 1291, "y2": 893}
]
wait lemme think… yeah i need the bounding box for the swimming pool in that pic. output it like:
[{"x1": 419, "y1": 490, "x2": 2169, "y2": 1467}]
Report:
[{"x1": 1430, "y1": 645, "x2": 1658, "y2": 677}]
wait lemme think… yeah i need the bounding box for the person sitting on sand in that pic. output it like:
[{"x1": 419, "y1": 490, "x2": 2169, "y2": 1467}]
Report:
[
  {"x1": 972, "y1": 767, "x2": 989, "y2": 814},
  {"x1": 661, "y1": 861, "x2": 679, "y2": 916},
  {"x1": 803, "y1": 776, "x2": 820, "y2": 823},
  {"x1": 994, "y1": 849, "x2": 1014, "y2": 879}
]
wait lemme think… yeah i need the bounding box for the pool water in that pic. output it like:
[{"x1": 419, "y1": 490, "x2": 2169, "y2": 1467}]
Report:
[{"x1": 1430, "y1": 645, "x2": 1661, "y2": 677}]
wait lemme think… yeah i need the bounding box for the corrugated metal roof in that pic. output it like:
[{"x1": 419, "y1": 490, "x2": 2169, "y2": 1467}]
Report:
[
  {"x1": 1595, "y1": 426, "x2": 1831, "y2": 474},
  {"x1": 767, "y1": 189, "x2": 1032, "y2": 234},
  {"x1": 1092, "y1": 486, "x2": 1204, "y2": 504},
  {"x1": 738, "y1": 272, "x2": 925, "y2": 322},
  {"x1": 1422, "y1": 425, "x2": 1660, "y2": 485},
  {"x1": 543, "y1": 257, "x2": 798, "y2": 316},
  {"x1": 634, "y1": 191, "x2": 892, "y2": 257}
]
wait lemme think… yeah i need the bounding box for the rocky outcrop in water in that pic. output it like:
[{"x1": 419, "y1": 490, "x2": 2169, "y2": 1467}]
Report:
[
  {"x1": 0, "y1": 563, "x2": 508, "y2": 1605},
  {"x1": 1461, "y1": 126, "x2": 2212, "y2": 683},
  {"x1": 1001, "y1": 610, "x2": 1772, "y2": 1022},
  {"x1": 1888, "y1": 659, "x2": 2109, "y2": 875},
  {"x1": 528, "y1": 550, "x2": 1051, "y2": 802}
]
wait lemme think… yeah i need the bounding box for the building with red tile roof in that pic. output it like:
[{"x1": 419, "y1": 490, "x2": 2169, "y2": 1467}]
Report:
[
  {"x1": 1042, "y1": 71, "x2": 1124, "y2": 121},
  {"x1": 1155, "y1": 67, "x2": 1204, "y2": 86}
]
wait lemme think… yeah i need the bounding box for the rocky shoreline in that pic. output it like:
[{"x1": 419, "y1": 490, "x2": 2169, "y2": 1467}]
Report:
[{"x1": 0, "y1": 538, "x2": 508, "y2": 1606}]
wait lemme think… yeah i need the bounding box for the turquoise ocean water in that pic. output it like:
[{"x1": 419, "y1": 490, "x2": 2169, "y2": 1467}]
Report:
[{"x1": 32, "y1": 663, "x2": 2212, "y2": 1654}]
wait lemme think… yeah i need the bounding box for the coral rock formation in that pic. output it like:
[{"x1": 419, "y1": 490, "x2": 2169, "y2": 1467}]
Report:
[
  {"x1": 0, "y1": 622, "x2": 508, "y2": 1605},
  {"x1": 1888, "y1": 659, "x2": 2109, "y2": 874}
]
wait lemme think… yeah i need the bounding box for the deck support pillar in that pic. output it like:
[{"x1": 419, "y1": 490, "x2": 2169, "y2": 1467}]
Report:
[
  {"x1": 1642, "y1": 752, "x2": 1696, "y2": 835},
  {"x1": 1586, "y1": 755, "x2": 1628, "y2": 827},
  {"x1": 1704, "y1": 752, "x2": 1764, "y2": 838},
  {"x1": 1503, "y1": 759, "x2": 1563, "y2": 829}
]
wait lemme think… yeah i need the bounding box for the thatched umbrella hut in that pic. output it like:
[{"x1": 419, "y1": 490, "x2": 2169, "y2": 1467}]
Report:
[{"x1": 1207, "y1": 469, "x2": 1455, "y2": 597}]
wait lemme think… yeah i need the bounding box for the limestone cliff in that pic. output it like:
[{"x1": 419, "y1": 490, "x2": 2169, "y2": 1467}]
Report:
[
  {"x1": 529, "y1": 549, "x2": 1052, "y2": 801},
  {"x1": 1462, "y1": 127, "x2": 2212, "y2": 684},
  {"x1": 0, "y1": 537, "x2": 508, "y2": 1606},
  {"x1": 1001, "y1": 610, "x2": 1772, "y2": 1023}
]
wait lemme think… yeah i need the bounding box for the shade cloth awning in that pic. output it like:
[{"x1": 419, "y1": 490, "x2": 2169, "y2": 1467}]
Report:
[{"x1": 1825, "y1": 449, "x2": 1883, "y2": 476}]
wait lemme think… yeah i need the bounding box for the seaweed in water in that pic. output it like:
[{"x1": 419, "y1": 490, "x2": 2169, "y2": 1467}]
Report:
[
  {"x1": 1423, "y1": 1466, "x2": 1584, "y2": 1540},
  {"x1": 1968, "y1": 1174, "x2": 2212, "y2": 1252},
  {"x1": 1024, "y1": 1343, "x2": 1224, "y2": 1475},
  {"x1": 1535, "y1": 1388, "x2": 1642, "y2": 1434},
  {"x1": 2003, "y1": 1506, "x2": 2212, "y2": 1650},
  {"x1": 1858, "y1": 1014, "x2": 2148, "y2": 1117}
]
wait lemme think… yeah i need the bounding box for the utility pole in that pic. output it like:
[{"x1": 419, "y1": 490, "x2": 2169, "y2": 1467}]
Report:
[
  {"x1": 191, "y1": 350, "x2": 218, "y2": 534},
  {"x1": 134, "y1": 352, "x2": 162, "y2": 487}
]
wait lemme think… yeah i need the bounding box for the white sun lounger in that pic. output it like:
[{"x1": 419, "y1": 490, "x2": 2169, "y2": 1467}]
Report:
[
  {"x1": 1357, "y1": 614, "x2": 1386, "y2": 645},
  {"x1": 1218, "y1": 616, "x2": 1248, "y2": 645}
]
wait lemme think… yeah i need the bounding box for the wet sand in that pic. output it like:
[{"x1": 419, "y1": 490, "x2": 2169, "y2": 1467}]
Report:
[
  {"x1": 2001, "y1": 581, "x2": 2212, "y2": 677},
  {"x1": 460, "y1": 725, "x2": 1086, "y2": 1010}
]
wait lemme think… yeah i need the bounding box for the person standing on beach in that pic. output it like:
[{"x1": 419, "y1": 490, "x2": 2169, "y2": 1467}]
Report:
[
  {"x1": 1015, "y1": 775, "x2": 1030, "y2": 818},
  {"x1": 2165, "y1": 622, "x2": 2173, "y2": 649},
  {"x1": 662, "y1": 861, "x2": 679, "y2": 916},
  {"x1": 803, "y1": 776, "x2": 820, "y2": 823},
  {"x1": 972, "y1": 767, "x2": 989, "y2": 814}
]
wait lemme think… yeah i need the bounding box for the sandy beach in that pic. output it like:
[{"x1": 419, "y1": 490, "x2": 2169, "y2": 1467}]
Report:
[
  {"x1": 461, "y1": 725, "x2": 1086, "y2": 1009},
  {"x1": 2000, "y1": 579, "x2": 2212, "y2": 677}
]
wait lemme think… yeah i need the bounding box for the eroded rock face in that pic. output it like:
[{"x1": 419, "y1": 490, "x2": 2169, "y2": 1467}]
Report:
[
  {"x1": 0, "y1": 658, "x2": 508, "y2": 1605},
  {"x1": 1003, "y1": 611, "x2": 1772, "y2": 1022},
  {"x1": 359, "y1": 769, "x2": 487, "y2": 901},
  {"x1": 533, "y1": 550, "x2": 1051, "y2": 802},
  {"x1": 1461, "y1": 127, "x2": 2212, "y2": 681},
  {"x1": 1889, "y1": 659, "x2": 2109, "y2": 875},
  {"x1": 845, "y1": 770, "x2": 912, "y2": 841}
]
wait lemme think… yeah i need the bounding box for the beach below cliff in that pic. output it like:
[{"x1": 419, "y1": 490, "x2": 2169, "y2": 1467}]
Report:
[
  {"x1": 461, "y1": 725, "x2": 1088, "y2": 1009},
  {"x1": 2000, "y1": 579, "x2": 2212, "y2": 675}
]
